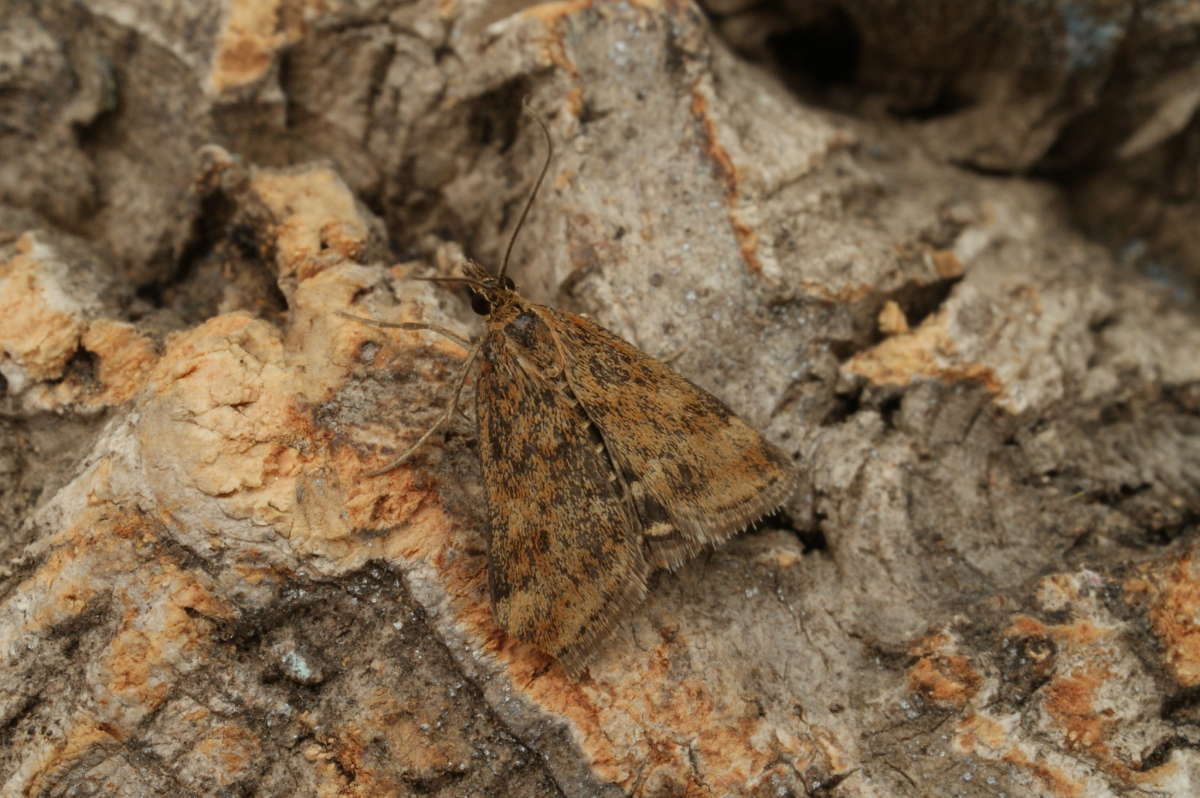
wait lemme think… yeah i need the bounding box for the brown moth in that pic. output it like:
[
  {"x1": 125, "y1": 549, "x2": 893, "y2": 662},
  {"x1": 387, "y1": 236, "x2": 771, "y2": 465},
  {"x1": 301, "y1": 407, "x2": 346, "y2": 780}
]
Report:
[{"x1": 343, "y1": 115, "x2": 794, "y2": 675}]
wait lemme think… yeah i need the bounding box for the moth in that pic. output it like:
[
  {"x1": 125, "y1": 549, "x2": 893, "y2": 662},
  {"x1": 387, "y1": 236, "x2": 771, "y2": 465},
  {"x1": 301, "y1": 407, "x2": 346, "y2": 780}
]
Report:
[{"x1": 343, "y1": 114, "x2": 795, "y2": 675}]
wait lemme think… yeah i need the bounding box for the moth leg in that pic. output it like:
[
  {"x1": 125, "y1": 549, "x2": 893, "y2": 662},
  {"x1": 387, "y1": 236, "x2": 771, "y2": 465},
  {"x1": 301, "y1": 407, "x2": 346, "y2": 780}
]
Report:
[
  {"x1": 337, "y1": 311, "x2": 474, "y2": 348},
  {"x1": 362, "y1": 342, "x2": 481, "y2": 476}
]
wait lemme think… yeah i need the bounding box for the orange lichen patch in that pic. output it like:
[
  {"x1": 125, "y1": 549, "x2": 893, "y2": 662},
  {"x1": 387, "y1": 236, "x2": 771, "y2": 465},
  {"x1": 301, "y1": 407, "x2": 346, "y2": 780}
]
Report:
[
  {"x1": 809, "y1": 725, "x2": 853, "y2": 775},
  {"x1": 564, "y1": 85, "x2": 584, "y2": 117},
  {"x1": 21, "y1": 548, "x2": 102, "y2": 633},
  {"x1": 83, "y1": 319, "x2": 158, "y2": 404},
  {"x1": 795, "y1": 278, "x2": 875, "y2": 304},
  {"x1": 1035, "y1": 572, "x2": 1087, "y2": 612},
  {"x1": 486, "y1": 645, "x2": 840, "y2": 796},
  {"x1": 1042, "y1": 664, "x2": 1115, "y2": 757},
  {"x1": 301, "y1": 742, "x2": 348, "y2": 797},
  {"x1": 300, "y1": 684, "x2": 476, "y2": 796},
  {"x1": 207, "y1": 0, "x2": 317, "y2": 93},
  {"x1": 181, "y1": 723, "x2": 260, "y2": 787},
  {"x1": 21, "y1": 318, "x2": 159, "y2": 411},
  {"x1": 1007, "y1": 615, "x2": 1049, "y2": 639},
  {"x1": 1004, "y1": 751, "x2": 1084, "y2": 798},
  {"x1": 1005, "y1": 615, "x2": 1118, "y2": 649},
  {"x1": 845, "y1": 310, "x2": 1003, "y2": 395},
  {"x1": 341, "y1": 467, "x2": 430, "y2": 534},
  {"x1": 314, "y1": 734, "x2": 396, "y2": 798},
  {"x1": 13, "y1": 507, "x2": 236, "y2": 771},
  {"x1": 19, "y1": 512, "x2": 152, "y2": 633},
  {"x1": 907, "y1": 633, "x2": 983, "y2": 705},
  {"x1": 521, "y1": 0, "x2": 595, "y2": 27},
  {"x1": 520, "y1": 0, "x2": 590, "y2": 77},
  {"x1": 337, "y1": 689, "x2": 474, "y2": 783},
  {"x1": 1132, "y1": 762, "x2": 1187, "y2": 793},
  {"x1": 1002, "y1": 611, "x2": 1133, "y2": 782},
  {"x1": 689, "y1": 86, "x2": 764, "y2": 276},
  {"x1": 0, "y1": 235, "x2": 155, "y2": 409},
  {"x1": 752, "y1": 537, "x2": 804, "y2": 569},
  {"x1": 956, "y1": 712, "x2": 1097, "y2": 798},
  {"x1": 929, "y1": 249, "x2": 964, "y2": 279},
  {"x1": 288, "y1": 468, "x2": 352, "y2": 554},
  {"x1": 0, "y1": 233, "x2": 86, "y2": 387},
  {"x1": 171, "y1": 576, "x2": 234, "y2": 621},
  {"x1": 283, "y1": 265, "x2": 425, "y2": 406},
  {"x1": 954, "y1": 712, "x2": 1010, "y2": 754},
  {"x1": 182, "y1": 703, "x2": 213, "y2": 725},
  {"x1": 249, "y1": 167, "x2": 369, "y2": 280},
  {"x1": 589, "y1": 678, "x2": 739, "y2": 791},
  {"x1": 908, "y1": 656, "x2": 982, "y2": 705},
  {"x1": 289, "y1": 455, "x2": 453, "y2": 564},
  {"x1": 22, "y1": 718, "x2": 124, "y2": 797},
  {"x1": 1130, "y1": 552, "x2": 1200, "y2": 686},
  {"x1": 319, "y1": 288, "x2": 468, "y2": 389},
  {"x1": 878, "y1": 300, "x2": 909, "y2": 335},
  {"x1": 141, "y1": 312, "x2": 305, "y2": 530},
  {"x1": 104, "y1": 560, "x2": 236, "y2": 715},
  {"x1": 231, "y1": 561, "x2": 289, "y2": 586},
  {"x1": 553, "y1": 167, "x2": 578, "y2": 193}
]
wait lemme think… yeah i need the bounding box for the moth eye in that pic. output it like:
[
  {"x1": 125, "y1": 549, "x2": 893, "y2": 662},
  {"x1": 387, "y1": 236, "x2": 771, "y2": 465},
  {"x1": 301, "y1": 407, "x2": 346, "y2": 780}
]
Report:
[
  {"x1": 501, "y1": 276, "x2": 516, "y2": 291},
  {"x1": 469, "y1": 290, "x2": 491, "y2": 316}
]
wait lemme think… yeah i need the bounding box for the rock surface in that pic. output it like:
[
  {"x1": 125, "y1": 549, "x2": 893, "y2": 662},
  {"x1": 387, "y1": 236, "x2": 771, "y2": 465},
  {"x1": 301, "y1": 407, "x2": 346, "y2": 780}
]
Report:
[{"x1": 2, "y1": 1, "x2": 1198, "y2": 796}]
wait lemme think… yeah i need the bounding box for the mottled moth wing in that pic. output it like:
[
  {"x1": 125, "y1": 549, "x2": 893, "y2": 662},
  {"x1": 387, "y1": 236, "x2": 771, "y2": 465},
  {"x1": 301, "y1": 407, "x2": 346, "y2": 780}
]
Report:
[
  {"x1": 476, "y1": 306, "x2": 649, "y2": 673},
  {"x1": 539, "y1": 305, "x2": 795, "y2": 570}
]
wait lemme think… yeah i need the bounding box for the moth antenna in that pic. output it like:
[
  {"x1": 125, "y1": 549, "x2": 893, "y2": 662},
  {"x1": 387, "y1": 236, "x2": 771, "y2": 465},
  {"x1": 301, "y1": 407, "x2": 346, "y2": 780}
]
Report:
[
  {"x1": 337, "y1": 311, "x2": 473, "y2": 348},
  {"x1": 499, "y1": 100, "x2": 554, "y2": 282}
]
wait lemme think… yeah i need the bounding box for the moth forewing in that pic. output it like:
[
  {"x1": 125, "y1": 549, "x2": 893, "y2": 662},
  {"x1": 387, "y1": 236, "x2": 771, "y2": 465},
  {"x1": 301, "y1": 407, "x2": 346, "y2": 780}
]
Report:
[
  {"x1": 475, "y1": 297, "x2": 651, "y2": 674},
  {"x1": 536, "y1": 304, "x2": 796, "y2": 569}
]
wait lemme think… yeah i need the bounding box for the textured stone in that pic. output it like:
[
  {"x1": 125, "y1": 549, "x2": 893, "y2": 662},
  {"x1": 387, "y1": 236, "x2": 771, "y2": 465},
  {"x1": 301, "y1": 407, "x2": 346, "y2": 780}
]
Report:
[{"x1": 2, "y1": 1, "x2": 1198, "y2": 796}]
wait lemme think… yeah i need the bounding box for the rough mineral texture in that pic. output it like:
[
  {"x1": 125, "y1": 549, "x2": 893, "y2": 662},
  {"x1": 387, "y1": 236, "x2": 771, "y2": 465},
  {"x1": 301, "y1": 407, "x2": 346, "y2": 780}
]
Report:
[{"x1": 2, "y1": 1, "x2": 1198, "y2": 796}]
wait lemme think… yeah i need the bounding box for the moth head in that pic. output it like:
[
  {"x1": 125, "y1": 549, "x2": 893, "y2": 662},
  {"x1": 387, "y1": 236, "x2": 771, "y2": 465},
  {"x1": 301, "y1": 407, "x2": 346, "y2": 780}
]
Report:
[{"x1": 461, "y1": 259, "x2": 516, "y2": 317}]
